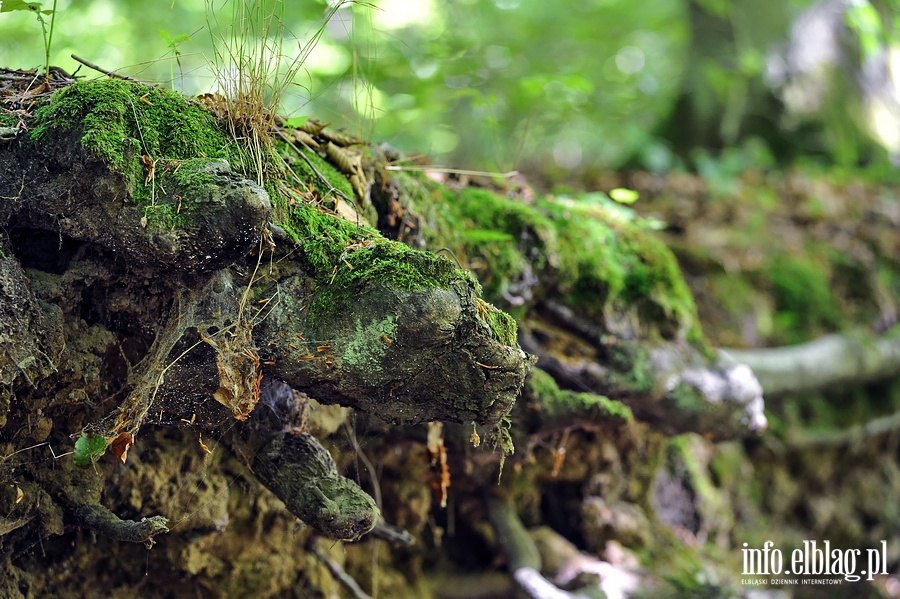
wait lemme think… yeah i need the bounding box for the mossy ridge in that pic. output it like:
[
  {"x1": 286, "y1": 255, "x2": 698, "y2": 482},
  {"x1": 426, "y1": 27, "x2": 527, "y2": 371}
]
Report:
[
  {"x1": 273, "y1": 198, "x2": 472, "y2": 330},
  {"x1": 372, "y1": 170, "x2": 555, "y2": 321},
  {"x1": 403, "y1": 177, "x2": 707, "y2": 344},
  {"x1": 272, "y1": 161, "x2": 521, "y2": 346},
  {"x1": 22, "y1": 80, "x2": 483, "y2": 329},
  {"x1": 538, "y1": 197, "x2": 703, "y2": 341},
  {"x1": 380, "y1": 169, "x2": 711, "y2": 351},
  {"x1": 140, "y1": 157, "x2": 220, "y2": 229},
  {"x1": 527, "y1": 367, "x2": 633, "y2": 426},
  {"x1": 452, "y1": 188, "x2": 559, "y2": 309}
]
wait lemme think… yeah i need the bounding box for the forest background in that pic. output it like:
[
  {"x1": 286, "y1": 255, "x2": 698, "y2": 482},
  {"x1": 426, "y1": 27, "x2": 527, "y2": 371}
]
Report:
[{"x1": 4, "y1": 0, "x2": 899, "y2": 180}]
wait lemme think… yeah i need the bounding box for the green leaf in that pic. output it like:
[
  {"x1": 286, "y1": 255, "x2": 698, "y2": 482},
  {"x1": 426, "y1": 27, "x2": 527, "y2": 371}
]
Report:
[
  {"x1": 609, "y1": 187, "x2": 640, "y2": 204},
  {"x1": 159, "y1": 30, "x2": 192, "y2": 46},
  {"x1": 73, "y1": 434, "x2": 108, "y2": 467},
  {"x1": 0, "y1": 0, "x2": 41, "y2": 13},
  {"x1": 283, "y1": 116, "x2": 309, "y2": 128}
]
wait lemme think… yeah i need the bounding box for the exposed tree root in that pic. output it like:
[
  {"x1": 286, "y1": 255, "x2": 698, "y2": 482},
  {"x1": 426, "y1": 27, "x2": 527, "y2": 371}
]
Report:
[
  {"x1": 723, "y1": 329, "x2": 900, "y2": 397},
  {"x1": 70, "y1": 503, "x2": 168, "y2": 547}
]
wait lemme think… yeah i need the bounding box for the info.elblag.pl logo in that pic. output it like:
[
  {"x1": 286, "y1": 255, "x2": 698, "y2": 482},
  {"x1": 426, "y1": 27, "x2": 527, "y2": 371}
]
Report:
[{"x1": 741, "y1": 540, "x2": 889, "y2": 585}]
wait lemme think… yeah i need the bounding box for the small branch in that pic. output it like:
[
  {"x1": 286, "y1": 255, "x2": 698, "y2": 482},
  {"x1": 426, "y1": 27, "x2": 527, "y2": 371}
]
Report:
[
  {"x1": 276, "y1": 129, "x2": 354, "y2": 203},
  {"x1": 309, "y1": 537, "x2": 372, "y2": 599},
  {"x1": 70, "y1": 54, "x2": 155, "y2": 87},
  {"x1": 71, "y1": 503, "x2": 168, "y2": 548},
  {"x1": 369, "y1": 520, "x2": 415, "y2": 546},
  {"x1": 486, "y1": 496, "x2": 541, "y2": 571}
]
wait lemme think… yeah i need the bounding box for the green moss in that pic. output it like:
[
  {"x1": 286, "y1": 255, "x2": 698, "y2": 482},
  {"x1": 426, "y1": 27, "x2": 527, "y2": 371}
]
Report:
[
  {"x1": 539, "y1": 197, "x2": 703, "y2": 342},
  {"x1": 28, "y1": 79, "x2": 241, "y2": 225},
  {"x1": 371, "y1": 173, "x2": 555, "y2": 319},
  {"x1": 142, "y1": 203, "x2": 188, "y2": 229},
  {"x1": 608, "y1": 342, "x2": 658, "y2": 396},
  {"x1": 666, "y1": 379, "x2": 709, "y2": 417},
  {"x1": 667, "y1": 436, "x2": 732, "y2": 530},
  {"x1": 127, "y1": 157, "x2": 219, "y2": 230},
  {"x1": 168, "y1": 157, "x2": 219, "y2": 188},
  {"x1": 525, "y1": 367, "x2": 563, "y2": 398},
  {"x1": 383, "y1": 172, "x2": 711, "y2": 351},
  {"x1": 0, "y1": 109, "x2": 17, "y2": 127},
  {"x1": 451, "y1": 188, "x2": 558, "y2": 312},
  {"x1": 527, "y1": 368, "x2": 633, "y2": 426},
  {"x1": 394, "y1": 177, "x2": 707, "y2": 346},
  {"x1": 31, "y1": 79, "x2": 229, "y2": 168},
  {"x1": 276, "y1": 200, "x2": 468, "y2": 320},
  {"x1": 268, "y1": 158, "x2": 522, "y2": 346},
  {"x1": 478, "y1": 298, "x2": 518, "y2": 346},
  {"x1": 767, "y1": 252, "x2": 843, "y2": 343}
]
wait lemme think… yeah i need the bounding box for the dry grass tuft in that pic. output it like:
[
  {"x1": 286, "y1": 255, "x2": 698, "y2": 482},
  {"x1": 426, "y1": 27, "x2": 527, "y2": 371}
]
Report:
[{"x1": 206, "y1": 0, "x2": 355, "y2": 184}]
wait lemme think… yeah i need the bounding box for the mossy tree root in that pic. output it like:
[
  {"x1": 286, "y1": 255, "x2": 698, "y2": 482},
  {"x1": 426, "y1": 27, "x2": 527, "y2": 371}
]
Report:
[
  {"x1": 257, "y1": 274, "x2": 533, "y2": 426},
  {"x1": 70, "y1": 503, "x2": 168, "y2": 547},
  {"x1": 486, "y1": 496, "x2": 596, "y2": 599},
  {"x1": 0, "y1": 77, "x2": 533, "y2": 551}
]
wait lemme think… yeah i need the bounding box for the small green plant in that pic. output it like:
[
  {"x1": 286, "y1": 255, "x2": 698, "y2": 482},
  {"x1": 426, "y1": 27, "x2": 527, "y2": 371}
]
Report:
[
  {"x1": 158, "y1": 29, "x2": 193, "y2": 90},
  {"x1": 609, "y1": 187, "x2": 639, "y2": 204},
  {"x1": 1, "y1": 0, "x2": 58, "y2": 77}
]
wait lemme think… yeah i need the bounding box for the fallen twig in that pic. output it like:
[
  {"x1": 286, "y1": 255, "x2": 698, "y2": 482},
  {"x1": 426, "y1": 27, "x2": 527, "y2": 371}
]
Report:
[{"x1": 70, "y1": 54, "x2": 155, "y2": 87}]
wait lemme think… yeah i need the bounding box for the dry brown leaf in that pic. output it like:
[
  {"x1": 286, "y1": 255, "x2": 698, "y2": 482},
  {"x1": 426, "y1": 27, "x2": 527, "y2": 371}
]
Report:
[{"x1": 110, "y1": 432, "x2": 134, "y2": 464}]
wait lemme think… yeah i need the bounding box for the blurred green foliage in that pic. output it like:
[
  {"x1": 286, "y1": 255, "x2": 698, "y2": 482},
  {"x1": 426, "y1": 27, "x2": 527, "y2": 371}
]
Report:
[{"x1": 1, "y1": 0, "x2": 897, "y2": 178}]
